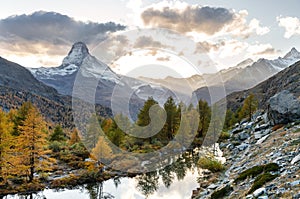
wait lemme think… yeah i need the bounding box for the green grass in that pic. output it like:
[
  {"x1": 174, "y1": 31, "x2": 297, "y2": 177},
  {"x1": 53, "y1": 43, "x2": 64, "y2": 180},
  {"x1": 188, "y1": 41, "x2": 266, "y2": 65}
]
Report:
[
  {"x1": 198, "y1": 156, "x2": 225, "y2": 172},
  {"x1": 211, "y1": 185, "x2": 233, "y2": 199},
  {"x1": 248, "y1": 172, "x2": 279, "y2": 194},
  {"x1": 234, "y1": 163, "x2": 279, "y2": 183},
  {"x1": 218, "y1": 131, "x2": 230, "y2": 141}
]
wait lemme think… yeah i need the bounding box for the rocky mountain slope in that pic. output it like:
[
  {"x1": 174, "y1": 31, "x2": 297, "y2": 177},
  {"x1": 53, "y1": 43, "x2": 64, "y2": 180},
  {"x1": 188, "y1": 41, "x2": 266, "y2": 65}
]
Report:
[
  {"x1": 0, "y1": 56, "x2": 59, "y2": 100},
  {"x1": 193, "y1": 48, "x2": 300, "y2": 104},
  {"x1": 194, "y1": 111, "x2": 300, "y2": 199},
  {"x1": 0, "y1": 54, "x2": 112, "y2": 127},
  {"x1": 193, "y1": 56, "x2": 300, "y2": 199},
  {"x1": 225, "y1": 60, "x2": 300, "y2": 113}
]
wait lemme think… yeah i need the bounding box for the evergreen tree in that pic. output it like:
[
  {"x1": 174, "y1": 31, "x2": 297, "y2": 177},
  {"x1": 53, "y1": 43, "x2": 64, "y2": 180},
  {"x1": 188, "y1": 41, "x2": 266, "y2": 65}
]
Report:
[
  {"x1": 136, "y1": 97, "x2": 159, "y2": 144},
  {"x1": 49, "y1": 125, "x2": 66, "y2": 142},
  {"x1": 163, "y1": 97, "x2": 180, "y2": 141},
  {"x1": 197, "y1": 100, "x2": 211, "y2": 138}
]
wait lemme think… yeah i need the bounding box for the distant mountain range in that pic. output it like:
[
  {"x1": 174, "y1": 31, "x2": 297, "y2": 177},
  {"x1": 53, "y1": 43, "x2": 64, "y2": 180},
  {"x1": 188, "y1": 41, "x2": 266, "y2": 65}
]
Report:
[
  {"x1": 0, "y1": 41, "x2": 299, "y2": 124},
  {"x1": 225, "y1": 60, "x2": 300, "y2": 112}
]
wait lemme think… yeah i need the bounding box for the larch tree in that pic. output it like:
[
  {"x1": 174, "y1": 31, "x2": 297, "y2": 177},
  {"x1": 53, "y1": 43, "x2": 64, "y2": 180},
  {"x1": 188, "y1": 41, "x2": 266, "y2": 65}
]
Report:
[
  {"x1": 84, "y1": 114, "x2": 101, "y2": 150},
  {"x1": 0, "y1": 110, "x2": 13, "y2": 183},
  {"x1": 16, "y1": 105, "x2": 49, "y2": 182},
  {"x1": 239, "y1": 93, "x2": 258, "y2": 121},
  {"x1": 91, "y1": 136, "x2": 113, "y2": 163}
]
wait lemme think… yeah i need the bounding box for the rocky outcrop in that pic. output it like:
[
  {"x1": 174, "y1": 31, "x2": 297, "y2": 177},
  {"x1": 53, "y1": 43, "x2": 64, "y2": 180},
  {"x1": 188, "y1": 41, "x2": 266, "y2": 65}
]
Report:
[
  {"x1": 194, "y1": 111, "x2": 300, "y2": 199},
  {"x1": 268, "y1": 90, "x2": 300, "y2": 125}
]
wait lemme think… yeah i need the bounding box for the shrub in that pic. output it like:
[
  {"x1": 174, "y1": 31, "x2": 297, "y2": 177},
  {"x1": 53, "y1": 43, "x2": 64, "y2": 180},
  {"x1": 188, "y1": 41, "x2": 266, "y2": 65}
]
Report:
[
  {"x1": 248, "y1": 172, "x2": 278, "y2": 194},
  {"x1": 234, "y1": 165, "x2": 264, "y2": 183},
  {"x1": 211, "y1": 185, "x2": 233, "y2": 199},
  {"x1": 234, "y1": 163, "x2": 279, "y2": 183},
  {"x1": 49, "y1": 141, "x2": 64, "y2": 152},
  {"x1": 198, "y1": 156, "x2": 225, "y2": 172},
  {"x1": 264, "y1": 163, "x2": 280, "y2": 172},
  {"x1": 218, "y1": 131, "x2": 230, "y2": 141}
]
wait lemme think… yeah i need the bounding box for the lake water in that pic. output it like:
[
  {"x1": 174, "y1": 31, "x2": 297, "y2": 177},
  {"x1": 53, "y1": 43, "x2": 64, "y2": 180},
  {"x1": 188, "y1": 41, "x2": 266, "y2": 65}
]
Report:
[{"x1": 5, "y1": 146, "x2": 224, "y2": 199}]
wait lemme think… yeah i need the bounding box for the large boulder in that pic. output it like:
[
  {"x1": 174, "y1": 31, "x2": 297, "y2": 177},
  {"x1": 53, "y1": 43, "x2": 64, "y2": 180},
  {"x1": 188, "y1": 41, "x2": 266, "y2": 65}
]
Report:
[{"x1": 267, "y1": 90, "x2": 300, "y2": 125}]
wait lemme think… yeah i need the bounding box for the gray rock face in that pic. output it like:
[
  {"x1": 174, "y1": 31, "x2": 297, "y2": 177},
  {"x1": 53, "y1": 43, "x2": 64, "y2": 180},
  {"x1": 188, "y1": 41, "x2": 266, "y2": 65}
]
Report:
[{"x1": 268, "y1": 90, "x2": 300, "y2": 125}]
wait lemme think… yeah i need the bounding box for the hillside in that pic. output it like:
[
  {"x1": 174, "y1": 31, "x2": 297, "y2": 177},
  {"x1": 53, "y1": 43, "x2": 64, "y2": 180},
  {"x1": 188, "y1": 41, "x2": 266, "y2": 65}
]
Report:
[{"x1": 225, "y1": 60, "x2": 300, "y2": 112}]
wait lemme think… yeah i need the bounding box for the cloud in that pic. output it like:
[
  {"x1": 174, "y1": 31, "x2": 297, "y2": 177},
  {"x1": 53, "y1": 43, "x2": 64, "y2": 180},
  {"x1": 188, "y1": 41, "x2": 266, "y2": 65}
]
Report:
[
  {"x1": 141, "y1": 6, "x2": 234, "y2": 35},
  {"x1": 277, "y1": 16, "x2": 300, "y2": 38},
  {"x1": 141, "y1": 4, "x2": 269, "y2": 38},
  {"x1": 195, "y1": 40, "x2": 226, "y2": 53},
  {"x1": 0, "y1": 11, "x2": 126, "y2": 66},
  {"x1": 247, "y1": 43, "x2": 280, "y2": 56},
  {"x1": 156, "y1": 56, "x2": 170, "y2": 61},
  {"x1": 134, "y1": 36, "x2": 169, "y2": 49}
]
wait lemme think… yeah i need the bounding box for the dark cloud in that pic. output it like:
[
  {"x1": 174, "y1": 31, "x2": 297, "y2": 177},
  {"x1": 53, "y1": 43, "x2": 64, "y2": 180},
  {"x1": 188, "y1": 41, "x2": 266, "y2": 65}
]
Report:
[
  {"x1": 141, "y1": 6, "x2": 234, "y2": 35},
  {"x1": 0, "y1": 11, "x2": 126, "y2": 60},
  {"x1": 134, "y1": 36, "x2": 168, "y2": 49},
  {"x1": 0, "y1": 11, "x2": 125, "y2": 44}
]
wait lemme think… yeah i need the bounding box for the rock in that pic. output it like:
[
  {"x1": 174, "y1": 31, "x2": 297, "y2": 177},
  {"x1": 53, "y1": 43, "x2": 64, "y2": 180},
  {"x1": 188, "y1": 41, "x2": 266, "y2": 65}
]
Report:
[
  {"x1": 237, "y1": 143, "x2": 249, "y2": 151},
  {"x1": 258, "y1": 196, "x2": 268, "y2": 199},
  {"x1": 268, "y1": 90, "x2": 300, "y2": 125},
  {"x1": 293, "y1": 193, "x2": 300, "y2": 199},
  {"x1": 290, "y1": 180, "x2": 300, "y2": 187},
  {"x1": 291, "y1": 154, "x2": 300, "y2": 164},
  {"x1": 256, "y1": 134, "x2": 270, "y2": 144},
  {"x1": 207, "y1": 183, "x2": 218, "y2": 190},
  {"x1": 239, "y1": 131, "x2": 250, "y2": 141},
  {"x1": 253, "y1": 187, "x2": 267, "y2": 197},
  {"x1": 230, "y1": 127, "x2": 243, "y2": 134},
  {"x1": 245, "y1": 194, "x2": 254, "y2": 199}
]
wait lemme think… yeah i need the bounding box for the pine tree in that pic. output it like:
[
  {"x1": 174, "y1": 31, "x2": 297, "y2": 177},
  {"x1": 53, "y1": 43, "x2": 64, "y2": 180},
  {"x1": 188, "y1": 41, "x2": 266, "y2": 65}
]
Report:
[
  {"x1": 239, "y1": 93, "x2": 258, "y2": 121},
  {"x1": 16, "y1": 105, "x2": 48, "y2": 182},
  {"x1": 136, "y1": 97, "x2": 159, "y2": 144},
  {"x1": 163, "y1": 97, "x2": 180, "y2": 141},
  {"x1": 49, "y1": 125, "x2": 66, "y2": 142},
  {"x1": 197, "y1": 100, "x2": 211, "y2": 138}
]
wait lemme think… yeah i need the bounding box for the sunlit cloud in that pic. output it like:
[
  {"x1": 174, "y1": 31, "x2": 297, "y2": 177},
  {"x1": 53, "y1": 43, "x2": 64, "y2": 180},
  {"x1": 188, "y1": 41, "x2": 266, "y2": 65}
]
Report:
[
  {"x1": 277, "y1": 16, "x2": 300, "y2": 38},
  {"x1": 140, "y1": 3, "x2": 269, "y2": 38}
]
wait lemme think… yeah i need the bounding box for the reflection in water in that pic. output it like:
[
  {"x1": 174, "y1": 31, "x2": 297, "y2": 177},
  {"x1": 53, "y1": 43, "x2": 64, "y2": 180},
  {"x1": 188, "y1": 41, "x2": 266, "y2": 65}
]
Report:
[
  {"x1": 6, "y1": 149, "x2": 204, "y2": 199},
  {"x1": 85, "y1": 183, "x2": 114, "y2": 199},
  {"x1": 136, "y1": 149, "x2": 200, "y2": 198}
]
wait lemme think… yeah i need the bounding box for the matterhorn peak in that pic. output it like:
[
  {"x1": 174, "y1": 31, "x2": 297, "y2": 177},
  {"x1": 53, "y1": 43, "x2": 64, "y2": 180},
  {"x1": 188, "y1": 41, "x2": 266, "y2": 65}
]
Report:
[{"x1": 62, "y1": 42, "x2": 90, "y2": 66}]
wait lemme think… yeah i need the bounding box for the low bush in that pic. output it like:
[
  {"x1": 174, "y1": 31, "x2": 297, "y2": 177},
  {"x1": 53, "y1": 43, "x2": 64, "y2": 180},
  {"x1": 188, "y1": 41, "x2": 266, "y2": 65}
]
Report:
[
  {"x1": 234, "y1": 163, "x2": 279, "y2": 183},
  {"x1": 211, "y1": 185, "x2": 233, "y2": 199},
  {"x1": 248, "y1": 172, "x2": 278, "y2": 194},
  {"x1": 218, "y1": 131, "x2": 230, "y2": 141},
  {"x1": 198, "y1": 156, "x2": 225, "y2": 172}
]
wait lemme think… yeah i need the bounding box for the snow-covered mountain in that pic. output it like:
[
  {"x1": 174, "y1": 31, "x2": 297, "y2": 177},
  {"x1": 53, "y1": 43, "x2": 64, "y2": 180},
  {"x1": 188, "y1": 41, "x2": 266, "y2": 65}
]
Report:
[{"x1": 30, "y1": 42, "x2": 183, "y2": 118}]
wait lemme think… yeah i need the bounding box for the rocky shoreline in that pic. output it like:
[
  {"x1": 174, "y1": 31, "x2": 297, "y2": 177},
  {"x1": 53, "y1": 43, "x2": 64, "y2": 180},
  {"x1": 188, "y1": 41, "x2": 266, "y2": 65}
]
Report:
[{"x1": 193, "y1": 110, "x2": 300, "y2": 199}]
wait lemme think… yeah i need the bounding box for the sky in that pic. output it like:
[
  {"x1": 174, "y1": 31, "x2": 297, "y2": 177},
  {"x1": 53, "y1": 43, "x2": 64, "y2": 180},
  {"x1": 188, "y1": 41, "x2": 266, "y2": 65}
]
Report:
[{"x1": 0, "y1": 0, "x2": 300, "y2": 77}]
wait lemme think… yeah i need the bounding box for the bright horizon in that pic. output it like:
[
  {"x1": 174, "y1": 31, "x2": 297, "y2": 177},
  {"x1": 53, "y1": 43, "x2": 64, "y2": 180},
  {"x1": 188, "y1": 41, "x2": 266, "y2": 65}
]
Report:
[{"x1": 1, "y1": 0, "x2": 300, "y2": 78}]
